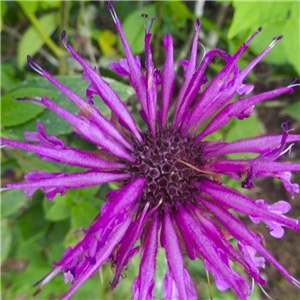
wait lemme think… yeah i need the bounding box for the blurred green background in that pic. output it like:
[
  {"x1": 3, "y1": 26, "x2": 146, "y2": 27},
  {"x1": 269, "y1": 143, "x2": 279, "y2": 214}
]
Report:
[{"x1": 1, "y1": 1, "x2": 299, "y2": 300}]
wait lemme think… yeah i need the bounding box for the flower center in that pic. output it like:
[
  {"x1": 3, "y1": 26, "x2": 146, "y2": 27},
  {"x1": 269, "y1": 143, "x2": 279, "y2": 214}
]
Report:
[{"x1": 123, "y1": 126, "x2": 206, "y2": 214}]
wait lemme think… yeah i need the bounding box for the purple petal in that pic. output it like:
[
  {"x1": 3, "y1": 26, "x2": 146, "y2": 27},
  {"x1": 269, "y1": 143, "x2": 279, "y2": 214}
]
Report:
[
  {"x1": 173, "y1": 19, "x2": 201, "y2": 128},
  {"x1": 176, "y1": 204, "x2": 250, "y2": 300},
  {"x1": 162, "y1": 206, "x2": 187, "y2": 300},
  {"x1": 108, "y1": 4, "x2": 148, "y2": 123},
  {"x1": 277, "y1": 172, "x2": 300, "y2": 199},
  {"x1": 249, "y1": 200, "x2": 297, "y2": 238},
  {"x1": 238, "y1": 242, "x2": 266, "y2": 270},
  {"x1": 197, "y1": 87, "x2": 293, "y2": 140},
  {"x1": 162, "y1": 269, "x2": 197, "y2": 300},
  {"x1": 175, "y1": 49, "x2": 230, "y2": 128},
  {"x1": 60, "y1": 32, "x2": 142, "y2": 142},
  {"x1": 192, "y1": 206, "x2": 265, "y2": 284},
  {"x1": 111, "y1": 202, "x2": 150, "y2": 289},
  {"x1": 4, "y1": 170, "x2": 129, "y2": 201},
  {"x1": 60, "y1": 206, "x2": 138, "y2": 300},
  {"x1": 131, "y1": 212, "x2": 159, "y2": 300},
  {"x1": 0, "y1": 137, "x2": 124, "y2": 170},
  {"x1": 144, "y1": 32, "x2": 157, "y2": 135},
  {"x1": 41, "y1": 96, "x2": 135, "y2": 162},
  {"x1": 198, "y1": 197, "x2": 295, "y2": 286},
  {"x1": 88, "y1": 177, "x2": 146, "y2": 234},
  {"x1": 158, "y1": 34, "x2": 175, "y2": 129},
  {"x1": 110, "y1": 56, "x2": 141, "y2": 77},
  {"x1": 184, "y1": 29, "x2": 281, "y2": 134},
  {"x1": 197, "y1": 179, "x2": 300, "y2": 232},
  {"x1": 35, "y1": 66, "x2": 135, "y2": 150},
  {"x1": 203, "y1": 134, "x2": 300, "y2": 160}
]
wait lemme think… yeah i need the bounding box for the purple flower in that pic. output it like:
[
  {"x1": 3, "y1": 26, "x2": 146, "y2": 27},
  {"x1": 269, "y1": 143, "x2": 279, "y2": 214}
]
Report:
[{"x1": 1, "y1": 2, "x2": 300, "y2": 300}]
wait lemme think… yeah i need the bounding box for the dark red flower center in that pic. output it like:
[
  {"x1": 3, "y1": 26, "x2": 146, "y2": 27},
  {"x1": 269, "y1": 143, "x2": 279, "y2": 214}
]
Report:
[{"x1": 123, "y1": 126, "x2": 206, "y2": 214}]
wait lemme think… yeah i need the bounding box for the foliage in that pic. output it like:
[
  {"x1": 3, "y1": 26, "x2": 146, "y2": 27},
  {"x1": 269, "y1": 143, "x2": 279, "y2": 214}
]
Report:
[{"x1": 1, "y1": 1, "x2": 299, "y2": 299}]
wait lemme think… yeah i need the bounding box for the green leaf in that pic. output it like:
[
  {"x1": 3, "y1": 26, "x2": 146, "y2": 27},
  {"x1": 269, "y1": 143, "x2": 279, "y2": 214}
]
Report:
[
  {"x1": 1, "y1": 63, "x2": 20, "y2": 93},
  {"x1": 1, "y1": 189, "x2": 27, "y2": 218},
  {"x1": 283, "y1": 101, "x2": 300, "y2": 121},
  {"x1": 228, "y1": 2, "x2": 299, "y2": 73},
  {"x1": 224, "y1": 112, "x2": 263, "y2": 160},
  {"x1": 282, "y1": 18, "x2": 300, "y2": 74},
  {"x1": 228, "y1": 2, "x2": 292, "y2": 39},
  {"x1": 43, "y1": 192, "x2": 73, "y2": 222},
  {"x1": 1, "y1": 220, "x2": 12, "y2": 263},
  {"x1": 1, "y1": 88, "x2": 55, "y2": 127},
  {"x1": 44, "y1": 202, "x2": 71, "y2": 221},
  {"x1": 2, "y1": 76, "x2": 135, "y2": 139},
  {"x1": 165, "y1": 1, "x2": 194, "y2": 23},
  {"x1": 18, "y1": 203, "x2": 50, "y2": 240},
  {"x1": 71, "y1": 202, "x2": 99, "y2": 229},
  {"x1": 17, "y1": 12, "x2": 58, "y2": 69},
  {"x1": 248, "y1": 24, "x2": 288, "y2": 66},
  {"x1": 118, "y1": 4, "x2": 157, "y2": 55}
]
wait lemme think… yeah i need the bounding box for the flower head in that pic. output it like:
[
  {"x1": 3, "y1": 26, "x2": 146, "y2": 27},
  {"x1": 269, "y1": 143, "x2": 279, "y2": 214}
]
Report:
[{"x1": 1, "y1": 2, "x2": 300, "y2": 300}]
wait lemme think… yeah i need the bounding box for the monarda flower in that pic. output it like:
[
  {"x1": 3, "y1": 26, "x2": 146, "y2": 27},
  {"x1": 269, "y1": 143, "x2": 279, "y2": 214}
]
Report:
[{"x1": 1, "y1": 2, "x2": 300, "y2": 300}]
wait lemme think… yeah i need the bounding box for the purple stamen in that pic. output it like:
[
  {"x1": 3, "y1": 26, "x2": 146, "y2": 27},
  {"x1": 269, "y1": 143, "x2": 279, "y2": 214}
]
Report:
[
  {"x1": 12, "y1": 96, "x2": 45, "y2": 107},
  {"x1": 108, "y1": 1, "x2": 117, "y2": 23},
  {"x1": 246, "y1": 26, "x2": 263, "y2": 44},
  {"x1": 148, "y1": 18, "x2": 155, "y2": 34},
  {"x1": 60, "y1": 30, "x2": 69, "y2": 50},
  {"x1": 27, "y1": 55, "x2": 43, "y2": 75},
  {"x1": 195, "y1": 18, "x2": 201, "y2": 31}
]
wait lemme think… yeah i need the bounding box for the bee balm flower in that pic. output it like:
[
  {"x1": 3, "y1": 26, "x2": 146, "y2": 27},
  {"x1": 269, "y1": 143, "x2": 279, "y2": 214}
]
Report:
[{"x1": 1, "y1": 2, "x2": 299, "y2": 300}]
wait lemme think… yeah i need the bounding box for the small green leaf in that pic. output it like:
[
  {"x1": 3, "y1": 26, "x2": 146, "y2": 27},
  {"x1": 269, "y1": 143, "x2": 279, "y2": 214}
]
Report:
[
  {"x1": 17, "y1": 12, "x2": 58, "y2": 69},
  {"x1": 71, "y1": 202, "x2": 99, "y2": 229},
  {"x1": 118, "y1": 4, "x2": 157, "y2": 55},
  {"x1": 283, "y1": 101, "x2": 300, "y2": 121},
  {"x1": 224, "y1": 113, "x2": 263, "y2": 160},
  {"x1": 1, "y1": 220, "x2": 12, "y2": 263},
  {"x1": 1, "y1": 88, "x2": 55, "y2": 127},
  {"x1": 18, "y1": 204, "x2": 50, "y2": 240},
  {"x1": 1, "y1": 189, "x2": 27, "y2": 218},
  {"x1": 98, "y1": 30, "x2": 118, "y2": 56},
  {"x1": 45, "y1": 202, "x2": 71, "y2": 221}
]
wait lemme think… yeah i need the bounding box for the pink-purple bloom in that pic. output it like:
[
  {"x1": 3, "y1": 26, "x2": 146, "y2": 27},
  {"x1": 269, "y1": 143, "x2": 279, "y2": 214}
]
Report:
[{"x1": 1, "y1": 2, "x2": 300, "y2": 300}]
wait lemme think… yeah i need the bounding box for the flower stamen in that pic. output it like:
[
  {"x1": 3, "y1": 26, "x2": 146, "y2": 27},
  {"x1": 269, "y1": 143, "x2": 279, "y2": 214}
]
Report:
[{"x1": 170, "y1": 155, "x2": 222, "y2": 184}]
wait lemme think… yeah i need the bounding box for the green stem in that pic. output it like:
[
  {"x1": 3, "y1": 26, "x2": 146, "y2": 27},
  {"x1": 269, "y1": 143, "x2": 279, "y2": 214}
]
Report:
[
  {"x1": 58, "y1": 1, "x2": 71, "y2": 74},
  {"x1": 19, "y1": 2, "x2": 66, "y2": 58}
]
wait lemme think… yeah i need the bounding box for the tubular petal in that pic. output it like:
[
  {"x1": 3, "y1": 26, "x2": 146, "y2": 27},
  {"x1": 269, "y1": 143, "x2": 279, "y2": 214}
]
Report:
[
  {"x1": 162, "y1": 206, "x2": 187, "y2": 300},
  {"x1": 158, "y1": 34, "x2": 175, "y2": 129},
  {"x1": 131, "y1": 212, "x2": 159, "y2": 300},
  {"x1": 41, "y1": 96, "x2": 135, "y2": 162},
  {"x1": 60, "y1": 31, "x2": 142, "y2": 142},
  {"x1": 0, "y1": 137, "x2": 124, "y2": 170}
]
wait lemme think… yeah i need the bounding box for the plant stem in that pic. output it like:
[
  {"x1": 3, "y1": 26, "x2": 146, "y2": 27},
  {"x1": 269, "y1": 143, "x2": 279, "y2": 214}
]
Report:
[{"x1": 19, "y1": 2, "x2": 67, "y2": 59}]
